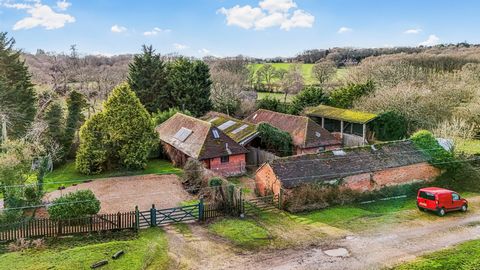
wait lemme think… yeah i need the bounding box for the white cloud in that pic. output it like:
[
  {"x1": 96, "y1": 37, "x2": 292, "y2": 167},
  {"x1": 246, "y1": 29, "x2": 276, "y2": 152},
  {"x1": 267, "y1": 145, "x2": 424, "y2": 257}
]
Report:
[
  {"x1": 198, "y1": 48, "x2": 211, "y2": 54},
  {"x1": 404, "y1": 28, "x2": 422, "y2": 34},
  {"x1": 337, "y1": 26, "x2": 352, "y2": 34},
  {"x1": 173, "y1": 43, "x2": 188, "y2": 50},
  {"x1": 281, "y1": 10, "x2": 314, "y2": 31},
  {"x1": 218, "y1": 0, "x2": 314, "y2": 31},
  {"x1": 419, "y1": 34, "x2": 440, "y2": 46},
  {"x1": 111, "y1": 24, "x2": 127, "y2": 33},
  {"x1": 143, "y1": 27, "x2": 171, "y2": 36},
  {"x1": 259, "y1": 0, "x2": 296, "y2": 13},
  {"x1": 8, "y1": 1, "x2": 75, "y2": 30},
  {"x1": 56, "y1": 0, "x2": 71, "y2": 11},
  {"x1": 218, "y1": 5, "x2": 264, "y2": 29}
]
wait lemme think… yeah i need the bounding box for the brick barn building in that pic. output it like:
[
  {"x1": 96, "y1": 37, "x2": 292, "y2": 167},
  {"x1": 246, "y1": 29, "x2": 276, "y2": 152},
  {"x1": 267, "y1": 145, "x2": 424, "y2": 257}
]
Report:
[
  {"x1": 255, "y1": 140, "x2": 441, "y2": 198},
  {"x1": 244, "y1": 109, "x2": 342, "y2": 155},
  {"x1": 156, "y1": 113, "x2": 248, "y2": 176}
]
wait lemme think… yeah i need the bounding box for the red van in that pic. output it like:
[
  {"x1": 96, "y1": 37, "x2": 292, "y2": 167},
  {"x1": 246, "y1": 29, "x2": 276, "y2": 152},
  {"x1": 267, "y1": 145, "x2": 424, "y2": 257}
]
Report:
[{"x1": 417, "y1": 187, "x2": 468, "y2": 216}]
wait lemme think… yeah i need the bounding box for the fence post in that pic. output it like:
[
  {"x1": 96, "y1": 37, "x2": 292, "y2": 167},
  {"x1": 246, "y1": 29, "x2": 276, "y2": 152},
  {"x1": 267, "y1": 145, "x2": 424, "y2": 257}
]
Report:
[
  {"x1": 57, "y1": 220, "x2": 63, "y2": 236},
  {"x1": 278, "y1": 188, "x2": 283, "y2": 210},
  {"x1": 150, "y1": 204, "x2": 157, "y2": 227},
  {"x1": 135, "y1": 206, "x2": 140, "y2": 231},
  {"x1": 198, "y1": 198, "x2": 204, "y2": 222},
  {"x1": 89, "y1": 216, "x2": 93, "y2": 233},
  {"x1": 117, "y1": 212, "x2": 121, "y2": 229},
  {"x1": 239, "y1": 188, "x2": 243, "y2": 216}
]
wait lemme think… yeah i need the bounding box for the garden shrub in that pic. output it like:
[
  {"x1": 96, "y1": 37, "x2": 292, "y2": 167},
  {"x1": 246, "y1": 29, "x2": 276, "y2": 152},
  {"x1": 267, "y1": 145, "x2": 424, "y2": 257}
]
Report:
[
  {"x1": 285, "y1": 184, "x2": 359, "y2": 212},
  {"x1": 372, "y1": 111, "x2": 408, "y2": 141},
  {"x1": 257, "y1": 123, "x2": 293, "y2": 156},
  {"x1": 288, "y1": 86, "x2": 328, "y2": 115},
  {"x1": 181, "y1": 158, "x2": 205, "y2": 193},
  {"x1": 208, "y1": 177, "x2": 224, "y2": 187},
  {"x1": 48, "y1": 190, "x2": 100, "y2": 220},
  {"x1": 256, "y1": 96, "x2": 289, "y2": 113},
  {"x1": 410, "y1": 130, "x2": 456, "y2": 170}
]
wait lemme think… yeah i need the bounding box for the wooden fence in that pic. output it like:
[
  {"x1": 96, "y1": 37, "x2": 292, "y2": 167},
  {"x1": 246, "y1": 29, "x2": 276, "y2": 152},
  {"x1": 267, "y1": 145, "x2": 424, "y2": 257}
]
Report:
[{"x1": 0, "y1": 211, "x2": 136, "y2": 242}]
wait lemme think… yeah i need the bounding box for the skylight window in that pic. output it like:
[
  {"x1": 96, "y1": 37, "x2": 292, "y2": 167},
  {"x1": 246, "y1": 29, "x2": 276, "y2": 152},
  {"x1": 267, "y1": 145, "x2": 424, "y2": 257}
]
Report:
[
  {"x1": 173, "y1": 127, "x2": 192, "y2": 142},
  {"x1": 212, "y1": 129, "x2": 220, "y2": 139},
  {"x1": 232, "y1": 124, "x2": 248, "y2": 134},
  {"x1": 218, "y1": 120, "x2": 236, "y2": 130},
  {"x1": 253, "y1": 113, "x2": 258, "y2": 120}
]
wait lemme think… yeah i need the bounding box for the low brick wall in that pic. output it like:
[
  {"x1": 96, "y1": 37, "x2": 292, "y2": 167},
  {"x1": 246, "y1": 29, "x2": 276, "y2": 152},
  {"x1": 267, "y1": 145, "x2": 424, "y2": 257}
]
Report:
[{"x1": 343, "y1": 162, "x2": 441, "y2": 191}]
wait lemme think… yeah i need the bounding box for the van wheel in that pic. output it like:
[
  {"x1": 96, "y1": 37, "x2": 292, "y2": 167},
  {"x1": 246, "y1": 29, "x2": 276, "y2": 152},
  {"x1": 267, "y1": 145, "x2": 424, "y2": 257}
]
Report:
[
  {"x1": 461, "y1": 204, "x2": 468, "y2": 212},
  {"x1": 437, "y1": 208, "x2": 446, "y2": 217}
]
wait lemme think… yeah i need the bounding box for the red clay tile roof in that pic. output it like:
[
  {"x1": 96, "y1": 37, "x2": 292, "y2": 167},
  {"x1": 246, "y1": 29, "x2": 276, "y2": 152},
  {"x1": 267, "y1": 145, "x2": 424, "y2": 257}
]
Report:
[
  {"x1": 267, "y1": 140, "x2": 431, "y2": 188},
  {"x1": 244, "y1": 109, "x2": 341, "y2": 149},
  {"x1": 156, "y1": 113, "x2": 248, "y2": 160}
]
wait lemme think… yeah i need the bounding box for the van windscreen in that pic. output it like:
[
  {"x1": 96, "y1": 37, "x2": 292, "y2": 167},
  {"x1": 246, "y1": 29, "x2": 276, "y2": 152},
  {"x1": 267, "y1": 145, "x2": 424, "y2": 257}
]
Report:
[{"x1": 419, "y1": 191, "x2": 435, "y2": 200}]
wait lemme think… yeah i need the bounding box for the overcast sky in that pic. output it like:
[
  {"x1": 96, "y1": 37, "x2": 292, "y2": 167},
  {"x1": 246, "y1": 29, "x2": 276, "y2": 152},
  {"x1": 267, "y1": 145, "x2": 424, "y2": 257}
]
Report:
[{"x1": 0, "y1": 0, "x2": 479, "y2": 57}]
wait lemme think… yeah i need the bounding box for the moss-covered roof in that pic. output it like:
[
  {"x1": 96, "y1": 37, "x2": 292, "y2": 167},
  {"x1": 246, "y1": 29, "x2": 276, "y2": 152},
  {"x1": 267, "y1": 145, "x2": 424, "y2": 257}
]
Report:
[
  {"x1": 305, "y1": 105, "x2": 378, "y2": 124},
  {"x1": 203, "y1": 112, "x2": 258, "y2": 145}
]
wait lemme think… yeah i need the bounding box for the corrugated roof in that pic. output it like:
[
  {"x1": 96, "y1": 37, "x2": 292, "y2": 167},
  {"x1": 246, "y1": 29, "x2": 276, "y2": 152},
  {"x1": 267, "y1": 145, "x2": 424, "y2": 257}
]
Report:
[
  {"x1": 268, "y1": 140, "x2": 430, "y2": 188},
  {"x1": 203, "y1": 112, "x2": 258, "y2": 145},
  {"x1": 305, "y1": 105, "x2": 378, "y2": 124},
  {"x1": 156, "y1": 113, "x2": 247, "y2": 160},
  {"x1": 244, "y1": 109, "x2": 341, "y2": 149}
]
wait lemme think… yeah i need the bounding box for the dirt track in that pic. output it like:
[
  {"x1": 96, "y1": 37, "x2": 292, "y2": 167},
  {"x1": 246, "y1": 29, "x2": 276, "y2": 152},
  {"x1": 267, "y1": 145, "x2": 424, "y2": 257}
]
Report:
[
  {"x1": 45, "y1": 174, "x2": 192, "y2": 213},
  {"x1": 166, "y1": 197, "x2": 480, "y2": 270}
]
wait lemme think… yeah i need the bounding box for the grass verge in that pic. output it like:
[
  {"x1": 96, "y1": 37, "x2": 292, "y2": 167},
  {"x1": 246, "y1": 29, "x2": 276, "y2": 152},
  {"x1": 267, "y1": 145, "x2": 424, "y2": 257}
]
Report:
[
  {"x1": 0, "y1": 228, "x2": 169, "y2": 270},
  {"x1": 392, "y1": 239, "x2": 480, "y2": 270},
  {"x1": 208, "y1": 218, "x2": 270, "y2": 249}
]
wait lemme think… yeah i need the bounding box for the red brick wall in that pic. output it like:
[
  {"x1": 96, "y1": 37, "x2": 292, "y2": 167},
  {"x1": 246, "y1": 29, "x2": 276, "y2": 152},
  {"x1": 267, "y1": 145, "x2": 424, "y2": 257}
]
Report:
[
  {"x1": 209, "y1": 154, "x2": 246, "y2": 177},
  {"x1": 255, "y1": 164, "x2": 282, "y2": 196},
  {"x1": 343, "y1": 162, "x2": 441, "y2": 191}
]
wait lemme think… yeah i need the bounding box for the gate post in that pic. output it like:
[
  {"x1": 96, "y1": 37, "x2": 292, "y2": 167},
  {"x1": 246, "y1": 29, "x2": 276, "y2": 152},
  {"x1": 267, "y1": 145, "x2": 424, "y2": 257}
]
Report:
[
  {"x1": 150, "y1": 204, "x2": 157, "y2": 227},
  {"x1": 198, "y1": 198, "x2": 204, "y2": 222},
  {"x1": 239, "y1": 188, "x2": 243, "y2": 216},
  {"x1": 278, "y1": 188, "x2": 283, "y2": 210},
  {"x1": 134, "y1": 206, "x2": 140, "y2": 231}
]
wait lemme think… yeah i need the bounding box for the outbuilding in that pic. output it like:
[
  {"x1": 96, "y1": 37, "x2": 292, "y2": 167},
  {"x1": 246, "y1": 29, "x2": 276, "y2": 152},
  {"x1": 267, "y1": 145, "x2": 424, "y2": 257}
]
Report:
[
  {"x1": 255, "y1": 140, "x2": 441, "y2": 198},
  {"x1": 156, "y1": 113, "x2": 248, "y2": 176}
]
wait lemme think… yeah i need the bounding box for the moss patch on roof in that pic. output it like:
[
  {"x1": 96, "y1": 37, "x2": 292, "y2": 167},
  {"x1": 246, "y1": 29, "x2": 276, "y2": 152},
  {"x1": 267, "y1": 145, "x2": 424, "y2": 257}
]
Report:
[
  {"x1": 205, "y1": 113, "x2": 257, "y2": 144},
  {"x1": 306, "y1": 105, "x2": 378, "y2": 124}
]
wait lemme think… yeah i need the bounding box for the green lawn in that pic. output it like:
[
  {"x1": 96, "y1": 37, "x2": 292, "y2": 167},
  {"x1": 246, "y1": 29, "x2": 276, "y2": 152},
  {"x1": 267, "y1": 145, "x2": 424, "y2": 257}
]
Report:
[
  {"x1": 393, "y1": 239, "x2": 480, "y2": 270},
  {"x1": 292, "y1": 197, "x2": 421, "y2": 231},
  {"x1": 208, "y1": 218, "x2": 271, "y2": 249},
  {"x1": 0, "y1": 228, "x2": 169, "y2": 270},
  {"x1": 39, "y1": 159, "x2": 181, "y2": 192}
]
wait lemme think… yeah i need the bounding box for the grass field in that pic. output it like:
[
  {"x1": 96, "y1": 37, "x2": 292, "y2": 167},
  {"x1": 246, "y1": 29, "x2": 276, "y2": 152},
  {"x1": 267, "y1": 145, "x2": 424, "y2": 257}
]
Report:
[
  {"x1": 456, "y1": 139, "x2": 480, "y2": 155},
  {"x1": 393, "y1": 239, "x2": 480, "y2": 270},
  {"x1": 256, "y1": 92, "x2": 295, "y2": 102},
  {"x1": 251, "y1": 63, "x2": 349, "y2": 85},
  {"x1": 37, "y1": 159, "x2": 182, "y2": 193},
  {"x1": 0, "y1": 228, "x2": 169, "y2": 270}
]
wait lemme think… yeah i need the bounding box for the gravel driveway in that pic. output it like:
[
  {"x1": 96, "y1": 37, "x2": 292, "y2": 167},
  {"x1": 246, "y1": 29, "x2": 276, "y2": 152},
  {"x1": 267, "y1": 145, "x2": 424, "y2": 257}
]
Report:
[{"x1": 45, "y1": 174, "x2": 193, "y2": 213}]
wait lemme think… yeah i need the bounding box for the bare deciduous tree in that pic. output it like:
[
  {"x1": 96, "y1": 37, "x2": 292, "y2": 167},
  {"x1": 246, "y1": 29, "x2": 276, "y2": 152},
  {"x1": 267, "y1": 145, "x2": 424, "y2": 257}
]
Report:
[
  {"x1": 312, "y1": 60, "x2": 336, "y2": 84},
  {"x1": 280, "y1": 64, "x2": 304, "y2": 103}
]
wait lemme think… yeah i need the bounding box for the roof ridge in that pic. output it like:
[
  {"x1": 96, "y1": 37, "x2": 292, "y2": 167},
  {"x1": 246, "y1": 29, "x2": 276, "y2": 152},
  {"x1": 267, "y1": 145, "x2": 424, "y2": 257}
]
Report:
[{"x1": 175, "y1": 112, "x2": 212, "y2": 128}]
